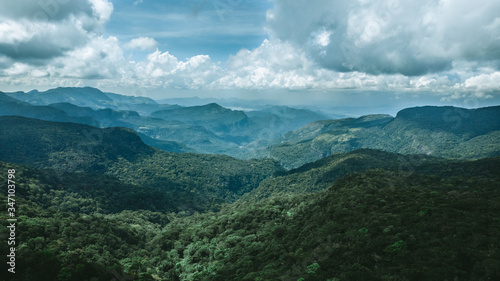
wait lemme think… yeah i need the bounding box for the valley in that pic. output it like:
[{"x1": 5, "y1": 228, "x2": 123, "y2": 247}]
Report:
[
  {"x1": 0, "y1": 87, "x2": 499, "y2": 280},
  {"x1": 2, "y1": 1, "x2": 499, "y2": 280}
]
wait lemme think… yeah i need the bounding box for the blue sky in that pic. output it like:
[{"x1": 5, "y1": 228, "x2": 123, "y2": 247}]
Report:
[
  {"x1": 0, "y1": 0, "x2": 499, "y2": 113},
  {"x1": 106, "y1": 0, "x2": 271, "y2": 62}
]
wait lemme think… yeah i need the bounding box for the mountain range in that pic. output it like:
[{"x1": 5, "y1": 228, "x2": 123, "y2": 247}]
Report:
[
  {"x1": 3, "y1": 87, "x2": 329, "y2": 157},
  {"x1": 268, "y1": 105, "x2": 500, "y2": 168},
  {"x1": 1, "y1": 121, "x2": 498, "y2": 280},
  {"x1": 4, "y1": 87, "x2": 500, "y2": 166},
  {"x1": 0, "y1": 115, "x2": 281, "y2": 212},
  {"x1": 0, "y1": 87, "x2": 499, "y2": 280}
]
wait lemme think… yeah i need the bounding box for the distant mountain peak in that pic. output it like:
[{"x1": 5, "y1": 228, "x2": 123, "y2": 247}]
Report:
[
  {"x1": 54, "y1": 86, "x2": 103, "y2": 91},
  {"x1": 395, "y1": 105, "x2": 460, "y2": 119},
  {"x1": 202, "y1": 103, "x2": 226, "y2": 110},
  {"x1": 4, "y1": 87, "x2": 161, "y2": 113},
  {"x1": 26, "y1": 89, "x2": 40, "y2": 95}
]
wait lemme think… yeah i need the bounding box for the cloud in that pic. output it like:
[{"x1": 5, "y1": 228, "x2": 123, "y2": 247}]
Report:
[
  {"x1": 214, "y1": 37, "x2": 500, "y2": 94},
  {"x1": 266, "y1": 0, "x2": 500, "y2": 76},
  {"x1": 213, "y1": 39, "x2": 414, "y2": 91},
  {"x1": 0, "y1": 19, "x2": 90, "y2": 62},
  {"x1": 0, "y1": 0, "x2": 113, "y2": 64},
  {"x1": 0, "y1": 0, "x2": 94, "y2": 22},
  {"x1": 2, "y1": 34, "x2": 497, "y2": 96},
  {"x1": 88, "y1": 0, "x2": 114, "y2": 24},
  {"x1": 0, "y1": 0, "x2": 498, "y2": 101},
  {"x1": 49, "y1": 36, "x2": 128, "y2": 79},
  {"x1": 461, "y1": 71, "x2": 500, "y2": 90},
  {"x1": 125, "y1": 37, "x2": 158, "y2": 51},
  {"x1": 215, "y1": 39, "x2": 316, "y2": 89},
  {"x1": 134, "y1": 50, "x2": 223, "y2": 88}
]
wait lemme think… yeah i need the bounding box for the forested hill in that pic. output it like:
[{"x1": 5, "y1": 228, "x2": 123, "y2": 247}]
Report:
[
  {"x1": 3, "y1": 87, "x2": 331, "y2": 157},
  {"x1": 0, "y1": 97, "x2": 499, "y2": 280},
  {"x1": 0, "y1": 116, "x2": 155, "y2": 172},
  {"x1": 240, "y1": 149, "x2": 442, "y2": 201},
  {"x1": 242, "y1": 148, "x2": 500, "y2": 201},
  {"x1": 5, "y1": 87, "x2": 157, "y2": 110},
  {"x1": 1, "y1": 153, "x2": 499, "y2": 280},
  {"x1": 394, "y1": 105, "x2": 500, "y2": 136},
  {"x1": 269, "y1": 105, "x2": 500, "y2": 168},
  {"x1": 152, "y1": 159, "x2": 500, "y2": 280},
  {"x1": 0, "y1": 116, "x2": 282, "y2": 212},
  {"x1": 0, "y1": 91, "x2": 99, "y2": 126}
]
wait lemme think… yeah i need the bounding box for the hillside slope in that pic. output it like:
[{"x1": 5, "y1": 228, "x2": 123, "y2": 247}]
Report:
[
  {"x1": 269, "y1": 106, "x2": 500, "y2": 168},
  {"x1": 0, "y1": 92, "x2": 99, "y2": 126},
  {"x1": 5, "y1": 87, "x2": 335, "y2": 158},
  {"x1": 153, "y1": 162, "x2": 500, "y2": 280},
  {"x1": 241, "y1": 149, "x2": 443, "y2": 201},
  {"x1": 3, "y1": 154, "x2": 498, "y2": 280},
  {"x1": 0, "y1": 116, "x2": 282, "y2": 212}
]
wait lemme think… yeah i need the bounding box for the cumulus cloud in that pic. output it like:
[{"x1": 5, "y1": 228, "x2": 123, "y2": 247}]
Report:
[
  {"x1": 49, "y1": 36, "x2": 128, "y2": 79},
  {"x1": 0, "y1": 45, "x2": 224, "y2": 90},
  {"x1": 134, "y1": 50, "x2": 223, "y2": 88},
  {"x1": 125, "y1": 37, "x2": 158, "y2": 51},
  {"x1": 213, "y1": 39, "x2": 414, "y2": 91},
  {"x1": 89, "y1": 0, "x2": 113, "y2": 23},
  {"x1": 0, "y1": 0, "x2": 498, "y2": 99},
  {"x1": 461, "y1": 72, "x2": 500, "y2": 90},
  {"x1": 0, "y1": 0, "x2": 224, "y2": 90},
  {"x1": 215, "y1": 39, "x2": 316, "y2": 89},
  {"x1": 266, "y1": 0, "x2": 500, "y2": 76},
  {"x1": 0, "y1": 0, "x2": 113, "y2": 64}
]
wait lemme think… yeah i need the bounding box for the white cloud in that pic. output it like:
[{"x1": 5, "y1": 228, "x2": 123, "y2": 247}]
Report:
[
  {"x1": 0, "y1": 20, "x2": 33, "y2": 45},
  {"x1": 214, "y1": 39, "x2": 316, "y2": 89},
  {"x1": 2, "y1": 34, "x2": 497, "y2": 96},
  {"x1": 312, "y1": 28, "x2": 332, "y2": 48},
  {"x1": 49, "y1": 36, "x2": 128, "y2": 79},
  {"x1": 0, "y1": 0, "x2": 113, "y2": 64},
  {"x1": 4, "y1": 62, "x2": 33, "y2": 76},
  {"x1": 266, "y1": 0, "x2": 500, "y2": 76},
  {"x1": 133, "y1": 50, "x2": 222, "y2": 88},
  {"x1": 125, "y1": 37, "x2": 158, "y2": 51},
  {"x1": 0, "y1": 0, "x2": 498, "y2": 101},
  {"x1": 461, "y1": 72, "x2": 500, "y2": 90},
  {"x1": 89, "y1": 0, "x2": 114, "y2": 24},
  {"x1": 212, "y1": 39, "x2": 414, "y2": 91}
]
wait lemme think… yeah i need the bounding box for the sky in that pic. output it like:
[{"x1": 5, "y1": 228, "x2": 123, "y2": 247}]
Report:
[{"x1": 0, "y1": 0, "x2": 499, "y2": 114}]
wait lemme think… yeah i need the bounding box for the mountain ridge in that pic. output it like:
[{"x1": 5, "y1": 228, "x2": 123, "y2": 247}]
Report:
[
  {"x1": 3, "y1": 87, "x2": 500, "y2": 169},
  {"x1": 0, "y1": 115, "x2": 282, "y2": 212},
  {"x1": 268, "y1": 105, "x2": 500, "y2": 168},
  {"x1": 0, "y1": 103, "x2": 499, "y2": 280},
  {"x1": 3, "y1": 87, "x2": 332, "y2": 157},
  {"x1": 0, "y1": 91, "x2": 100, "y2": 126}
]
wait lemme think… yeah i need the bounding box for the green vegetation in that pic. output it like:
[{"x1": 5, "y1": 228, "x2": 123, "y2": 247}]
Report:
[
  {"x1": 0, "y1": 162, "x2": 175, "y2": 214},
  {"x1": 242, "y1": 149, "x2": 440, "y2": 201},
  {"x1": 4, "y1": 87, "x2": 329, "y2": 157},
  {"x1": 1, "y1": 157, "x2": 499, "y2": 280},
  {"x1": 0, "y1": 116, "x2": 282, "y2": 212},
  {"x1": 151, "y1": 103, "x2": 250, "y2": 135},
  {"x1": 0, "y1": 92, "x2": 99, "y2": 126},
  {"x1": 1, "y1": 100, "x2": 499, "y2": 280},
  {"x1": 243, "y1": 148, "x2": 500, "y2": 201},
  {"x1": 146, "y1": 160, "x2": 500, "y2": 280},
  {"x1": 107, "y1": 151, "x2": 282, "y2": 211},
  {"x1": 269, "y1": 106, "x2": 500, "y2": 168}
]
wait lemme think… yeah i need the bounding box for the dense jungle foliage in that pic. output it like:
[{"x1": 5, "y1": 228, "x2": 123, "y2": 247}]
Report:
[
  {"x1": 0, "y1": 116, "x2": 281, "y2": 212},
  {"x1": 1, "y1": 155, "x2": 499, "y2": 280},
  {"x1": 0, "y1": 105, "x2": 499, "y2": 280},
  {"x1": 269, "y1": 106, "x2": 500, "y2": 168}
]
